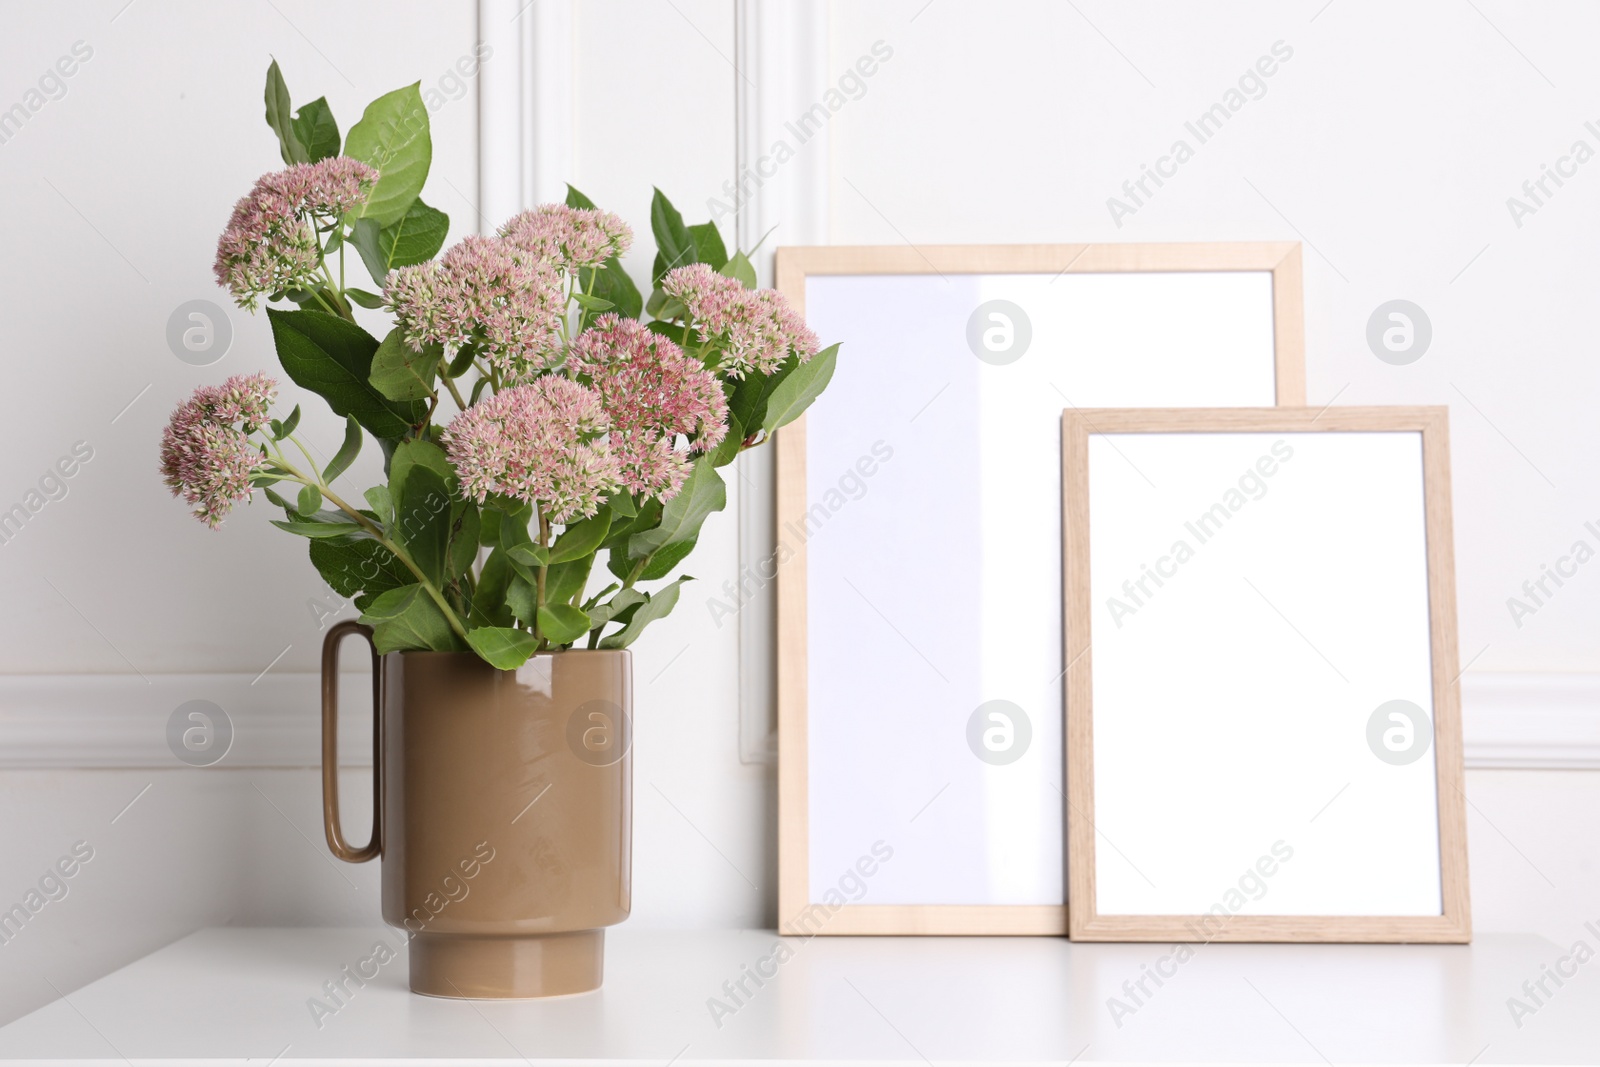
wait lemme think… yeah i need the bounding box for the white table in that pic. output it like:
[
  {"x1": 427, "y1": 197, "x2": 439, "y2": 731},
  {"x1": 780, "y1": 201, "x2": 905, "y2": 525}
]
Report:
[{"x1": 1, "y1": 927, "x2": 1596, "y2": 1064}]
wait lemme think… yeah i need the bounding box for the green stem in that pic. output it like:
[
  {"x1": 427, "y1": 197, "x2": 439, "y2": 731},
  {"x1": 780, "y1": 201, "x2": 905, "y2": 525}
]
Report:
[
  {"x1": 287, "y1": 435, "x2": 322, "y2": 482},
  {"x1": 573, "y1": 267, "x2": 596, "y2": 335},
  {"x1": 308, "y1": 289, "x2": 341, "y2": 317},
  {"x1": 311, "y1": 217, "x2": 354, "y2": 321},
  {"x1": 320, "y1": 268, "x2": 354, "y2": 319},
  {"x1": 438, "y1": 359, "x2": 469, "y2": 411},
  {"x1": 535, "y1": 508, "x2": 551, "y2": 625},
  {"x1": 269, "y1": 436, "x2": 470, "y2": 643}
]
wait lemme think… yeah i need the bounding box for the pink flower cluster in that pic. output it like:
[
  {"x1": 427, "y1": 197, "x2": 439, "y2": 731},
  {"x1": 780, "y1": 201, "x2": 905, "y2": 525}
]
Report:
[
  {"x1": 214, "y1": 157, "x2": 378, "y2": 311},
  {"x1": 660, "y1": 264, "x2": 820, "y2": 377},
  {"x1": 385, "y1": 235, "x2": 565, "y2": 383},
  {"x1": 442, "y1": 378, "x2": 620, "y2": 523},
  {"x1": 160, "y1": 374, "x2": 278, "y2": 528},
  {"x1": 499, "y1": 205, "x2": 633, "y2": 270},
  {"x1": 569, "y1": 316, "x2": 729, "y2": 498}
]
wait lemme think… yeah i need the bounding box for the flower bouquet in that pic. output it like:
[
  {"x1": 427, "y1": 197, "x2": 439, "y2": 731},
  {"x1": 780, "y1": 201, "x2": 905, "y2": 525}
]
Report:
[{"x1": 161, "y1": 62, "x2": 837, "y2": 669}]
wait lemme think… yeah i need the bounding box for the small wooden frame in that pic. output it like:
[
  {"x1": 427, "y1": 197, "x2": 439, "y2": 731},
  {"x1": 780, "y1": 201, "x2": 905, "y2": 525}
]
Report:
[
  {"x1": 775, "y1": 243, "x2": 1306, "y2": 936},
  {"x1": 1062, "y1": 406, "x2": 1470, "y2": 943}
]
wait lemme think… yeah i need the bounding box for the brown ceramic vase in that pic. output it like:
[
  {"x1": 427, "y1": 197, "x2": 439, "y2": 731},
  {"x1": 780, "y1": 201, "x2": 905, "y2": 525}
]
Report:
[{"x1": 320, "y1": 620, "x2": 632, "y2": 999}]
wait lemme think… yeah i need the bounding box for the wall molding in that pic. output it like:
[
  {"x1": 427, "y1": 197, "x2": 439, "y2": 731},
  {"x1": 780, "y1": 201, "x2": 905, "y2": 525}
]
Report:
[
  {"x1": 1459, "y1": 673, "x2": 1600, "y2": 769},
  {"x1": 0, "y1": 673, "x2": 374, "y2": 769},
  {"x1": 0, "y1": 672, "x2": 1594, "y2": 770},
  {"x1": 477, "y1": 0, "x2": 573, "y2": 229},
  {"x1": 733, "y1": 0, "x2": 831, "y2": 764}
]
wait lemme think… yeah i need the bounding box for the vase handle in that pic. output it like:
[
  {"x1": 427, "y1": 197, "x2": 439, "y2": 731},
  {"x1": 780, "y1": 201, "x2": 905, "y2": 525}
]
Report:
[{"x1": 321, "y1": 620, "x2": 381, "y2": 863}]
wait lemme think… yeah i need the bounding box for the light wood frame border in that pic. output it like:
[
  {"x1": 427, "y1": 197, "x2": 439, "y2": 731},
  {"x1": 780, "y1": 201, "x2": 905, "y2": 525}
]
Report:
[
  {"x1": 1062, "y1": 405, "x2": 1471, "y2": 943},
  {"x1": 774, "y1": 243, "x2": 1306, "y2": 936}
]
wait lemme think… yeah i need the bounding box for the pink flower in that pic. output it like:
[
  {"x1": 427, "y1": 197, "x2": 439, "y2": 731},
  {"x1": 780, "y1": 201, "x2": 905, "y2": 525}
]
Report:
[
  {"x1": 385, "y1": 235, "x2": 565, "y2": 382},
  {"x1": 213, "y1": 158, "x2": 378, "y2": 311},
  {"x1": 499, "y1": 205, "x2": 633, "y2": 269},
  {"x1": 442, "y1": 378, "x2": 621, "y2": 523},
  {"x1": 569, "y1": 315, "x2": 729, "y2": 498},
  {"x1": 160, "y1": 374, "x2": 278, "y2": 528},
  {"x1": 661, "y1": 264, "x2": 820, "y2": 377}
]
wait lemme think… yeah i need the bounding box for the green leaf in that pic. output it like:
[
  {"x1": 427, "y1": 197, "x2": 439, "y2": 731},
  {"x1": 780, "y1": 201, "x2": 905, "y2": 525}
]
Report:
[
  {"x1": 361, "y1": 585, "x2": 457, "y2": 652},
  {"x1": 363, "y1": 485, "x2": 394, "y2": 526},
  {"x1": 505, "y1": 574, "x2": 536, "y2": 624},
  {"x1": 598, "y1": 578, "x2": 691, "y2": 649},
  {"x1": 388, "y1": 438, "x2": 454, "y2": 504},
  {"x1": 465, "y1": 626, "x2": 540, "y2": 670},
  {"x1": 603, "y1": 497, "x2": 662, "y2": 553},
  {"x1": 267, "y1": 309, "x2": 423, "y2": 439},
  {"x1": 629, "y1": 458, "x2": 726, "y2": 557},
  {"x1": 592, "y1": 586, "x2": 647, "y2": 631},
  {"x1": 263, "y1": 486, "x2": 296, "y2": 512},
  {"x1": 645, "y1": 319, "x2": 688, "y2": 346},
  {"x1": 309, "y1": 537, "x2": 409, "y2": 609},
  {"x1": 761, "y1": 343, "x2": 839, "y2": 433},
  {"x1": 275, "y1": 404, "x2": 302, "y2": 440},
  {"x1": 445, "y1": 346, "x2": 475, "y2": 379},
  {"x1": 710, "y1": 412, "x2": 744, "y2": 467},
  {"x1": 264, "y1": 60, "x2": 307, "y2": 165},
  {"x1": 650, "y1": 187, "x2": 696, "y2": 284},
  {"x1": 297, "y1": 484, "x2": 322, "y2": 515},
  {"x1": 292, "y1": 96, "x2": 340, "y2": 162},
  {"x1": 687, "y1": 221, "x2": 729, "y2": 270},
  {"x1": 297, "y1": 507, "x2": 364, "y2": 526},
  {"x1": 549, "y1": 510, "x2": 612, "y2": 564},
  {"x1": 395, "y1": 465, "x2": 451, "y2": 587},
  {"x1": 585, "y1": 257, "x2": 643, "y2": 320},
  {"x1": 495, "y1": 505, "x2": 531, "y2": 544},
  {"x1": 344, "y1": 83, "x2": 431, "y2": 226},
  {"x1": 506, "y1": 542, "x2": 550, "y2": 568},
  {"x1": 727, "y1": 363, "x2": 786, "y2": 435},
  {"x1": 609, "y1": 492, "x2": 637, "y2": 519},
  {"x1": 323, "y1": 416, "x2": 363, "y2": 482},
  {"x1": 350, "y1": 199, "x2": 449, "y2": 286},
  {"x1": 609, "y1": 587, "x2": 649, "y2": 614},
  {"x1": 345, "y1": 287, "x2": 385, "y2": 310},
  {"x1": 545, "y1": 557, "x2": 591, "y2": 605},
  {"x1": 572, "y1": 292, "x2": 614, "y2": 312},
  {"x1": 448, "y1": 499, "x2": 480, "y2": 578},
  {"x1": 636, "y1": 536, "x2": 696, "y2": 581},
  {"x1": 537, "y1": 604, "x2": 591, "y2": 645},
  {"x1": 480, "y1": 499, "x2": 531, "y2": 547},
  {"x1": 370, "y1": 328, "x2": 440, "y2": 402},
  {"x1": 598, "y1": 585, "x2": 646, "y2": 627},
  {"x1": 271, "y1": 519, "x2": 366, "y2": 539},
  {"x1": 471, "y1": 549, "x2": 515, "y2": 626},
  {"x1": 720, "y1": 250, "x2": 757, "y2": 288},
  {"x1": 564, "y1": 186, "x2": 643, "y2": 319}
]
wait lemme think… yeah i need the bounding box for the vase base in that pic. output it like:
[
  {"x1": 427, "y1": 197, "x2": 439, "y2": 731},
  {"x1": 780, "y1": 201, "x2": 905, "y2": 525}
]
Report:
[{"x1": 408, "y1": 930, "x2": 604, "y2": 998}]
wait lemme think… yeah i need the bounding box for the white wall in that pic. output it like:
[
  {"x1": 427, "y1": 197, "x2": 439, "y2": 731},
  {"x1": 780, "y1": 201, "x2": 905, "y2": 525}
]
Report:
[{"x1": 2, "y1": 0, "x2": 1598, "y2": 1028}]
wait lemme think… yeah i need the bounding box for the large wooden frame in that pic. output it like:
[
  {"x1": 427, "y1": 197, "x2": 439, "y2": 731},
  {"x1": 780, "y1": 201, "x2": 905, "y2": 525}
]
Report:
[
  {"x1": 775, "y1": 243, "x2": 1306, "y2": 936},
  {"x1": 1062, "y1": 406, "x2": 1470, "y2": 943}
]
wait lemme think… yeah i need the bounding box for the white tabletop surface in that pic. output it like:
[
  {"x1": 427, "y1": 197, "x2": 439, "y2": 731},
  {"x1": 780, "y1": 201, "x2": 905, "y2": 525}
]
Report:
[{"x1": 1, "y1": 927, "x2": 1596, "y2": 1064}]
